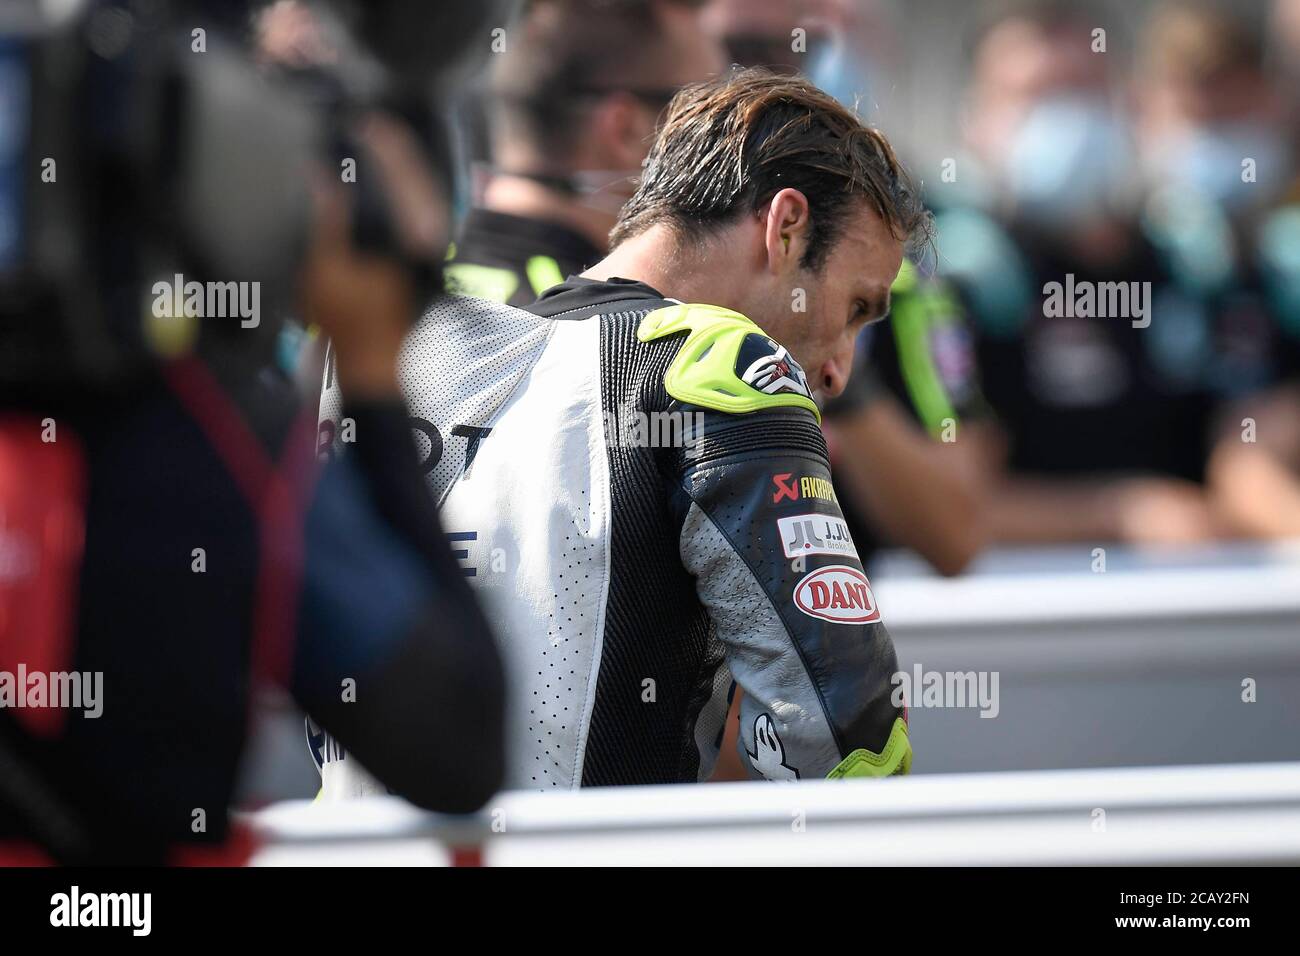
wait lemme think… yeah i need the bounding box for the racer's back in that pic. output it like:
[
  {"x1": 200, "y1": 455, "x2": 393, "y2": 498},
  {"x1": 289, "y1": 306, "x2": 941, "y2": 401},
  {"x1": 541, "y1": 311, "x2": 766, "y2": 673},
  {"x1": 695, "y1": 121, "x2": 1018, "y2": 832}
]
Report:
[{"x1": 319, "y1": 277, "x2": 910, "y2": 791}]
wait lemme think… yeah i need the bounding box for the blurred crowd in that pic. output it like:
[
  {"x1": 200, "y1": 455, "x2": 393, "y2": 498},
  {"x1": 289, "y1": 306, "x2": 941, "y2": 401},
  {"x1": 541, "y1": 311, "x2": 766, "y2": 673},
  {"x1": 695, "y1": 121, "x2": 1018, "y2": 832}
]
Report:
[
  {"x1": 429, "y1": 0, "x2": 1300, "y2": 572},
  {"x1": 929, "y1": 0, "x2": 1300, "y2": 551}
]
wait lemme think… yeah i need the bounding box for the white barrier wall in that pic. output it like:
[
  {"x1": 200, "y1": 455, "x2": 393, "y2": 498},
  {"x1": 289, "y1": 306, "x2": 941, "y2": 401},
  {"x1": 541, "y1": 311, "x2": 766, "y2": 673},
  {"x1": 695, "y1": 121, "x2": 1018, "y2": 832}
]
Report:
[
  {"x1": 249, "y1": 761, "x2": 1300, "y2": 866},
  {"x1": 871, "y1": 542, "x2": 1300, "y2": 773}
]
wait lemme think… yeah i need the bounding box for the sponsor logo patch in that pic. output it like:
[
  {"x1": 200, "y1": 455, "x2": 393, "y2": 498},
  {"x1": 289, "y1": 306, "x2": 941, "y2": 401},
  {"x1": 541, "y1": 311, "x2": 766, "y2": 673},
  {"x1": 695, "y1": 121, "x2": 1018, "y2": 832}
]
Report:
[
  {"x1": 746, "y1": 713, "x2": 799, "y2": 781},
  {"x1": 777, "y1": 513, "x2": 859, "y2": 559},
  {"x1": 737, "y1": 333, "x2": 813, "y2": 399},
  {"x1": 793, "y1": 565, "x2": 880, "y2": 624},
  {"x1": 771, "y1": 473, "x2": 799, "y2": 503},
  {"x1": 771, "y1": 473, "x2": 838, "y2": 505}
]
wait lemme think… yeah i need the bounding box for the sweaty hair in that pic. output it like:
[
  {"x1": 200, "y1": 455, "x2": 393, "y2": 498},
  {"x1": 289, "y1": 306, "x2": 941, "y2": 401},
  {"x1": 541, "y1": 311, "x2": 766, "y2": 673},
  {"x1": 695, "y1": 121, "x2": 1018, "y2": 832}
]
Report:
[
  {"x1": 610, "y1": 68, "x2": 932, "y2": 271},
  {"x1": 489, "y1": 0, "x2": 705, "y2": 161}
]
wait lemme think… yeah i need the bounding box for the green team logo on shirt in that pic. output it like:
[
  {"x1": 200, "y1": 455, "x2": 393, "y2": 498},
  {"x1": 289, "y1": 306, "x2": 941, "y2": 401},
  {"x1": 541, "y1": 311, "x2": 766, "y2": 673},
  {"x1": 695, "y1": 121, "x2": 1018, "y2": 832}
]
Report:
[{"x1": 445, "y1": 255, "x2": 565, "y2": 303}]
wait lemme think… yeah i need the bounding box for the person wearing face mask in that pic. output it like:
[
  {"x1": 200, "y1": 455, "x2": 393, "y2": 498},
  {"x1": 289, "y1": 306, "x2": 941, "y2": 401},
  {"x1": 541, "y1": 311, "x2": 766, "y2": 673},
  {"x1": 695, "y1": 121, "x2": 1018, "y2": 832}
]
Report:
[
  {"x1": 443, "y1": 0, "x2": 724, "y2": 307},
  {"x1": 934, "y1": 1, "x2": 1242, "y2": 546},
  {"x1": 1137, "y1": 3, "x2": 1292, "y2": 217},
  {"x1": 1132, "y1": 2, "x2": 1300, "y2": 540}
]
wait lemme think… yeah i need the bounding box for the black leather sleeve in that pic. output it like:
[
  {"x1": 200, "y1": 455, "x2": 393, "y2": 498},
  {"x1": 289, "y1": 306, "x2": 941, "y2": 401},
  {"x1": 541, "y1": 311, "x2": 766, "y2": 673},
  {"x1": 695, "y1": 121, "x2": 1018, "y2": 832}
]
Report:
[{"x1": 671, "y1": 405, "x2": 907, "y2": 780}]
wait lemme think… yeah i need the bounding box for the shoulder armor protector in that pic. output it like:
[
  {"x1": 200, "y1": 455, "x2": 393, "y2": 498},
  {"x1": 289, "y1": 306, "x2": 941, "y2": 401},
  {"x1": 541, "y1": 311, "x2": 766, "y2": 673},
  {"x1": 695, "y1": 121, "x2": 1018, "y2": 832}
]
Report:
[{"x1": 637, "y1": 303, "x2": 821, "y2": 422}]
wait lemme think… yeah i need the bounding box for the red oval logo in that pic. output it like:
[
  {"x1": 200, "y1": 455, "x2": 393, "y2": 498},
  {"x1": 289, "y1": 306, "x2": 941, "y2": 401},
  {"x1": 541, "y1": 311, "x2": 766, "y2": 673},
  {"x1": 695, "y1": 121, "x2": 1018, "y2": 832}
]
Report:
[{"x1": 793, "y1": 565, "x2": 880, "y2": 624}]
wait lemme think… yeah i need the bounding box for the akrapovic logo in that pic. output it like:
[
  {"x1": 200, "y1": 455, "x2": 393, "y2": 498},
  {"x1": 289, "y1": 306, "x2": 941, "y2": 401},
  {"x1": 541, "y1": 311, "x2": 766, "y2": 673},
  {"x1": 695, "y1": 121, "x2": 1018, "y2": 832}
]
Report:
[
  {"x1": 771, "y1": 473, "x2": 838, "y2": 505},
  {"x1": 793, "y1": 565, "x2": 880, "y2": 624},
  {"x1": 777, "y1": 514, "x2": 858, "y2": 559}
]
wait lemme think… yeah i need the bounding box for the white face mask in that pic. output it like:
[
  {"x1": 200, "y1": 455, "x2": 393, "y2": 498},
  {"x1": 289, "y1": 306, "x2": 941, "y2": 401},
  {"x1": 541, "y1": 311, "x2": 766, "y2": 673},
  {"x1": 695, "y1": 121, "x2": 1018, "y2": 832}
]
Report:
[
  {"x1": 807, "y1": 34, "x2": 875, "y2": 115},
  {"x1": 1149, "y1": 121, "x2": 1290, "y2": 210},
  {"x1": 999, "y1": 94, "x2": 1136, "y2": 225}
]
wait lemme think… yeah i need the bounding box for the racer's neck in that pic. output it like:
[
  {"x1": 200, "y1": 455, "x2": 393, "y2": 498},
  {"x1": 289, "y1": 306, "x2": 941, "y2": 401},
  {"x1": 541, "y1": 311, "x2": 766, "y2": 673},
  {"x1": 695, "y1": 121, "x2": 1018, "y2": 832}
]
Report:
[{"x1": 583, "y1": 223, "x2": 749, "y2": 309}]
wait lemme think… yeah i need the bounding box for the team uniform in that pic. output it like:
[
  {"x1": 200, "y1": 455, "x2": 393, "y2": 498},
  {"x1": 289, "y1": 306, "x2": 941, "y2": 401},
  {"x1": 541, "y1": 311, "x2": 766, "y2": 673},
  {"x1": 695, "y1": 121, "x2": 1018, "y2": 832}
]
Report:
[
  {"x1": 935, "y1": 206, "x2": 1300, "y2": 482},
  {"x1": 444, "y1": 208, "x2": 602, "y2": 307},
  {"x1": 317, "y1": 277, "x2": 910, "y2": 792}
]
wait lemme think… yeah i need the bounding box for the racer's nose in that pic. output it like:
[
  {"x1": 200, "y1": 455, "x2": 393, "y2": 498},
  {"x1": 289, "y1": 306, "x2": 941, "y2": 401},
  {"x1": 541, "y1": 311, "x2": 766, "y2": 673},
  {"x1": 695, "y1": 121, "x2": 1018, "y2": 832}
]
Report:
[{"x1": 819, "y1": 346, "x2": 853, "y2": 399}]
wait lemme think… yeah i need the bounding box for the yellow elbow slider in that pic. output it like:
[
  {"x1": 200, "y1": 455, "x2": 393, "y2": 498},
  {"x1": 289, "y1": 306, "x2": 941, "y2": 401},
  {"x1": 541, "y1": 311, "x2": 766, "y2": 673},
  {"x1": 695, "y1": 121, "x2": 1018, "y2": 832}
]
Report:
[{"x1": 827, "y1": 717, "x2": 912, "y2": 778}]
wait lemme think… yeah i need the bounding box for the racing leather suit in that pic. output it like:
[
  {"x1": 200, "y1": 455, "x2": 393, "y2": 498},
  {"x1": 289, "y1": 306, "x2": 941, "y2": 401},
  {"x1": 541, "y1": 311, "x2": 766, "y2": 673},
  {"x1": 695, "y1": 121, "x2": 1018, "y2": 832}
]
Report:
[{"x1": 317, "y1": 276, "x2": 910, "y2": 791}]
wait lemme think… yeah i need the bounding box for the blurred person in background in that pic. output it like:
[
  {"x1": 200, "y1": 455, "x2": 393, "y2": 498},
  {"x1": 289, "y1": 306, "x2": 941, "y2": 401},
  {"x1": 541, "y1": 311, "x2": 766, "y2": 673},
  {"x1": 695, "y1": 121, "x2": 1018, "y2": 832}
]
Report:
[
  {"x1": 704, "y1": 0, "x2": 995, "y2": 577},
  {"x1": 444, "y1": 0, "x2": 724, "y2": 306},
  {"x1": 0, "y1": 0, "x2": 505, "y2": 864},
  {"x1": 703, "y1": 0, "x2": 836, "y2": 75},
  {"x1": 320, "y1": 69, "x2": 928, "y2": 792},
  {"x1": 940, "y1": 0, "x2": 1248, "y2": 546},
  {"x1": 1276, "y1": 0, "x2": 1300, "y2": 180},
  {"x1": 1130, "y1": 2, "x2": 1300, "y2": 539},
  {"x1": 1135, "y1": 1, "x2": 1292, "y2": 218}
]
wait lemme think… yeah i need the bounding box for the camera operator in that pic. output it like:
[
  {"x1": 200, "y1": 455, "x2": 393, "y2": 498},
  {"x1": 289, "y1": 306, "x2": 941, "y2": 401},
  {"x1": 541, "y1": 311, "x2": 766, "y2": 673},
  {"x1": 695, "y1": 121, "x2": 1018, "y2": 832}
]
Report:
[{"x1": 0, "y1": 0, "x2": 507, "y2": 865}]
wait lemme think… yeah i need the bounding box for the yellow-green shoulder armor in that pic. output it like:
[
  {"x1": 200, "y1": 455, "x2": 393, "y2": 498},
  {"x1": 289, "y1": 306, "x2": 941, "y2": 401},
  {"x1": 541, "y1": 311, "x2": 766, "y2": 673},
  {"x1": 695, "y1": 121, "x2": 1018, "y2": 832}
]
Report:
[{"x1": 636, "y1": 303, "x2": 820, "y2": 422}]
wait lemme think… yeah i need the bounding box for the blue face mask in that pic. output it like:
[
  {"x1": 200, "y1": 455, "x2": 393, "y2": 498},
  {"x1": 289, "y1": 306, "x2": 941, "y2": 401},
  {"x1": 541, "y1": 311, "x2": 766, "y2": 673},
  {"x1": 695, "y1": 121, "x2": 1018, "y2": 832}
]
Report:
[
  {"x1": 1156, "y1": 122, "x2": 1290, "y2": 210},
  {"x1": 807, "y1": 35, "x2": 874, "y2": 116},
  {"x1": 1001, "y1": 94, "x2": 1134, "y2": 224}
]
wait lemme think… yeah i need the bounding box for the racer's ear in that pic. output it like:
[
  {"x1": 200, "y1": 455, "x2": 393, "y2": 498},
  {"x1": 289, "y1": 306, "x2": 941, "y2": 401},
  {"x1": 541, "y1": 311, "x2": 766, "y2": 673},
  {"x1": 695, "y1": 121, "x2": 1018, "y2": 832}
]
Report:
[{"x1": 763, "y1": 188, "x2": 812, "y2": 277}]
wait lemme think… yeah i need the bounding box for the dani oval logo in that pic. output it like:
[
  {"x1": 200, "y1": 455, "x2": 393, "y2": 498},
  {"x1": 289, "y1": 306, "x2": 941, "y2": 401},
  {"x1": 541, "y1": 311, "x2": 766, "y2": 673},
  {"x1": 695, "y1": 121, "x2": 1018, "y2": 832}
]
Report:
[{"x1": 793, "y1": 565, "x2": 880, "y2": 624}]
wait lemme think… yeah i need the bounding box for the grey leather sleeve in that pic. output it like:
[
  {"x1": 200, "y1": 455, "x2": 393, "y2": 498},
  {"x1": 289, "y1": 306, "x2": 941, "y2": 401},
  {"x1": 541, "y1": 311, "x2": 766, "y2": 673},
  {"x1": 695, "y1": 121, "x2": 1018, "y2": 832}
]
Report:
[{"x1": 676, "y1": 406, "x2": 907, "y2": 780}]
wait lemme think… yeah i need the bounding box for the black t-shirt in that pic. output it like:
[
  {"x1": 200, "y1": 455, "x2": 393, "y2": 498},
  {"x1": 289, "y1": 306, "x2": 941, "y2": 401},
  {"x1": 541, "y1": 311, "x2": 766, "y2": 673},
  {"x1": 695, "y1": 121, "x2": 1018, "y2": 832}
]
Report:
[
  {"x1": 969, "y1": 223, "x2": 1214, "y2": 482},
  {"x1": 445, "y1": 208, "x2": 603, "y2": 307},
  {"x1": 938, "y1": 206, "x2": 1300, "y2": 485}
]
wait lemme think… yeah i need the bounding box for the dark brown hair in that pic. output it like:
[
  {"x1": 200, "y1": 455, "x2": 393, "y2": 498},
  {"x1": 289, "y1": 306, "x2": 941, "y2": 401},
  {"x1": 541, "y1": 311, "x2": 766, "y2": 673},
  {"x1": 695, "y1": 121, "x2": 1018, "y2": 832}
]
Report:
[
  {"x1": 490, "y1": 0, "x2": 706, "y2": 160},
  {"x1": 610, "y1": 68, "x2": 932, "y2": 270}
]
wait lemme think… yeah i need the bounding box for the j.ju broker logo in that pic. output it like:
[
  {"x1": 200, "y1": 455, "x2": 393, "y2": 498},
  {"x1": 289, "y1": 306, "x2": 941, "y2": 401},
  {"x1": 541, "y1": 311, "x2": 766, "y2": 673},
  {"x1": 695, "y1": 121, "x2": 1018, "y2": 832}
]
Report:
[
  {"x1": 793, "y1": 565, "x2": 880, "y2": 624},
  {"x1": 777, "y1": 514, "x2": 859, "y2": 559}
]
